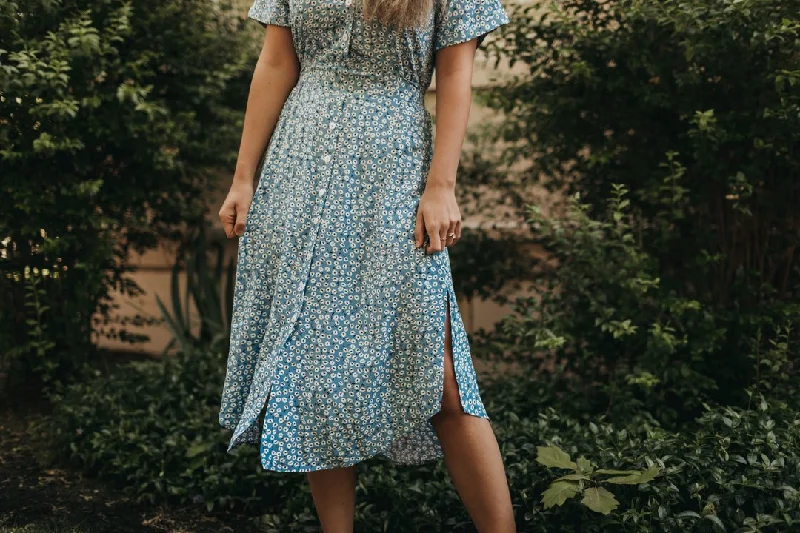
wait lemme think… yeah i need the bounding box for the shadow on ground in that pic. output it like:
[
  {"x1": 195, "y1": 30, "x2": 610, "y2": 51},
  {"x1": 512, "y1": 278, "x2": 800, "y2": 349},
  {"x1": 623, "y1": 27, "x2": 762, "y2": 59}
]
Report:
[{"x1": 0, "y1": 399, "x2": 261, "y2": 533}]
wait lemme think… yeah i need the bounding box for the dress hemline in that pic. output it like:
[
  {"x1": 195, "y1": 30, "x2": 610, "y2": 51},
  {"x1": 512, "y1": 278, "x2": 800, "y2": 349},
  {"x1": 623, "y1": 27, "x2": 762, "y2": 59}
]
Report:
[{"x1": 223, "y1": 273, "x2": 491, "y2": 473}]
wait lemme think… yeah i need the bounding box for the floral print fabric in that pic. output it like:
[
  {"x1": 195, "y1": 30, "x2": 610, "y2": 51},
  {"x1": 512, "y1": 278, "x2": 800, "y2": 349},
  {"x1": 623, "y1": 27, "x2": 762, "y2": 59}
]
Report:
[{"x1": 218, "y1": 0, "x2": 509, "y2": 472}]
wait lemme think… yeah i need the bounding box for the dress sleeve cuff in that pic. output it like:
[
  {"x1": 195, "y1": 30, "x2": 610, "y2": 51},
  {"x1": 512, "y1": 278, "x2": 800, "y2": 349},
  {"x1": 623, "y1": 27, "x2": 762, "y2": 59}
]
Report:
[
  {"x1": 433, "y1": 0, "x2": 510, "y2": 52},
  {"x1": 248, "y1": 0, "x2": 291, "y2": 28}
]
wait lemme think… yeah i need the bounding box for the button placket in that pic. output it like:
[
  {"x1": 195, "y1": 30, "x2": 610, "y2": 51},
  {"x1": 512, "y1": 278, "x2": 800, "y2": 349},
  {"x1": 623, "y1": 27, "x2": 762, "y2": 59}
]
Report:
[
  {"x1": 342, "y1": 0, "x2": 356, "y2": 56},
  {"x1": 306, "y1": 102, "x2": 346, "y2": 306}
]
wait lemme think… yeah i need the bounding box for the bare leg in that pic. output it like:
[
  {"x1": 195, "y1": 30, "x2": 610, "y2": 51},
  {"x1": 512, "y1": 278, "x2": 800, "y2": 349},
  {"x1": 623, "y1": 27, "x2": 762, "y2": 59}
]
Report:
[
  {"x1": 430, "y1": 299, "x2": 516, "y2": 533},
  {"x1": 306, "y1": 465, "x2": 356, "y2": 533}
]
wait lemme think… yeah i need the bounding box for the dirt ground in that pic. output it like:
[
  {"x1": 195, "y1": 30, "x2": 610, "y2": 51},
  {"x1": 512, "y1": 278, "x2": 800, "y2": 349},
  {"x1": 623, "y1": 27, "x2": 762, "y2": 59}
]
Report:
[{"x1": 0, "y1": 402, "x2": 263, "y2": 533}]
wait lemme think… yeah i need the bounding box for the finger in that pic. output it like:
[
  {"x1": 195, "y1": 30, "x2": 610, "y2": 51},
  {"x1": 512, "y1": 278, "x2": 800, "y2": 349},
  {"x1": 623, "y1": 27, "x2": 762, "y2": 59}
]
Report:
[
  {"x1": 414, "y1": 209, "x2": 425, "y2": 248},
  {"x1": 426, "y1": 221, "x2": 443, "y2": 253},
  {"x1": 234, "y1": 202, "x2": 249, "y2": 236},
  {"x1": 446, "y1": 222, "x2": 457, "y2": 247},
  {"x1": 219, "y1": 204, "x2": 236, "y2": 238},
  {"x1": 454, "y1": 220, "x2": 462, "y2": 240}
]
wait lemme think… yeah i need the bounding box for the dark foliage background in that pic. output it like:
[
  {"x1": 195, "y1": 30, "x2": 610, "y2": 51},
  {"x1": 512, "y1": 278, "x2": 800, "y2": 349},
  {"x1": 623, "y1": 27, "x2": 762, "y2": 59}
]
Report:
[
  {"x1": 476, "y1": 0, "x2": 800, "y2": 427},
  {"x1": 3, "y1": 0, "x2": 800, "y2": 531},
  {"x1": 0, "y1": 0, "x2": 255, "y2": 390}
]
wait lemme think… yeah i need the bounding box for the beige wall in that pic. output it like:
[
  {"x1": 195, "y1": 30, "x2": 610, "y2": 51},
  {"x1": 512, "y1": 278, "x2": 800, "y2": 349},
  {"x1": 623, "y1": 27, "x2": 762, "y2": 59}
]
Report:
[{"x1": 98, "y1": 4, "x2": 531, "y2": 355}]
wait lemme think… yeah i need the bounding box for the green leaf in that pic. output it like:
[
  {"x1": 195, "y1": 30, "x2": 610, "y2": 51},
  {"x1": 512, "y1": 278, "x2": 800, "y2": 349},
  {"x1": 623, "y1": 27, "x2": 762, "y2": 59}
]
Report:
[
  {"x1": 605, "y1": 466, "x2": 660, "y2": 485},
  {"x1": 704, "y1": 514, "x2": 726, "y2": 531},
  {"x1": 604, "y1": 473, "x2": 645, "y2": 484},
  {"x1": 541, "y1": 481, "x2": 580, "y2": 509},
  {"x1": 577, "y1": 455, "x2": 594, "y2": 474},
  {"x1": 581, "y1": 487, "x2": 619, "y2": 515},
  {"x1": 595, "y1": 469, "x2": 637, "y2": 475},
  {"x1": 555, "y1": 473, "x2": 590, "y2": 482},
  {"x1": 185, "y1": 442, "x2": 209, "y2": 458},
  {"x1": 638, "y1": 465, "x2": 660, "y2": 483},
  {"x1": 536, "y1": 445, "x2": 577, "y2": 469}
]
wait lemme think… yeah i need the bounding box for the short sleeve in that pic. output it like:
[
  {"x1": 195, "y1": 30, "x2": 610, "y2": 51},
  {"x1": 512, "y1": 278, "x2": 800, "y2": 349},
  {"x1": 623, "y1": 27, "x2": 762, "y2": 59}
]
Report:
[
  {"x1": 433, "y1": 0, "x2": 510, "y2": 52},
  {"x1": 247, "y1": 0, "x2": 291, "y2": 28}
]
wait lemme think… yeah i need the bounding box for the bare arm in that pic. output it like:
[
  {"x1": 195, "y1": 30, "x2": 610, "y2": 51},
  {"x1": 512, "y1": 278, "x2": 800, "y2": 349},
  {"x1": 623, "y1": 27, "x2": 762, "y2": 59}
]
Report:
[
  {"x1": 220, "y1": 25, "x2": 300, "y2": 238},
  {"x1": 414, "y1": 40, "x2": 478, "y2": 253},
  {"x1": 430, "y1": 42, "x2": 477, "y2": 187}
]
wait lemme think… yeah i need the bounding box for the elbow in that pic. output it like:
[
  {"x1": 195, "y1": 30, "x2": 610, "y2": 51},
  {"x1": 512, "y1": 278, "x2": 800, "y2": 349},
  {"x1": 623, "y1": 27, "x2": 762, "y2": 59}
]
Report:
[
  {"x1": 253, "y1": 55, "x2": 300, "y2": 88},
  {"x1": 261, "y1": 51, "x2": 299, "y2": 73}
]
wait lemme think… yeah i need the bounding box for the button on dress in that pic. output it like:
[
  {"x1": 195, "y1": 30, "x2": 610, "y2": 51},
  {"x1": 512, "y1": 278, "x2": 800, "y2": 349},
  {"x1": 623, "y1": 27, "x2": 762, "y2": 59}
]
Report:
[{"x1": 218, "y1": 0, "x2": 509, "y2": 472}]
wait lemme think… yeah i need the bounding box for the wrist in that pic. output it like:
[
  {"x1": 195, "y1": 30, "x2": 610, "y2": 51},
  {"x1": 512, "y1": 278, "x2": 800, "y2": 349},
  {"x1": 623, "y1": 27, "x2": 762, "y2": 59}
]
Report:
[
  {"x1": 232, "y1": 171, "x2": 255, "y2": 187},
  {"x1": 425, "y1": 166, "x2": 457, "y2": 189}
]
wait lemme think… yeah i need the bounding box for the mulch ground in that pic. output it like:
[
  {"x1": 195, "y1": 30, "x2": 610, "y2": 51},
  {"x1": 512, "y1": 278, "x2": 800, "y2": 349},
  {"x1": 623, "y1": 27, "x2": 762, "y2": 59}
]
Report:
[{"x1": 0, "y1": 397, "x2": 264, "y2": 533}]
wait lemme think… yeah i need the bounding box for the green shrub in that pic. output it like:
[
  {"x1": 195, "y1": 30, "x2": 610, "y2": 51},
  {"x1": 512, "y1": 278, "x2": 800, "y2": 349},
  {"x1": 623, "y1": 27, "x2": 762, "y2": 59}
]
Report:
[
  {"x1": 42, "y1": 345, "x2": 308, "y2": 512},
  {"x1": 0, "y1": 0, "x2": 254, "y2": 388},
  {"x1": 41, "y1": 350, "x2": 800, "y2": 532},
  {"x1": 482, "y1": 184, "x2": 799, "y2": 427},
  {"x1": 479, "y1": 0, "x2": 800, "y2": 423},
  {"x1": 500, "y1": 397, "x2": 800, "y2": 532}
]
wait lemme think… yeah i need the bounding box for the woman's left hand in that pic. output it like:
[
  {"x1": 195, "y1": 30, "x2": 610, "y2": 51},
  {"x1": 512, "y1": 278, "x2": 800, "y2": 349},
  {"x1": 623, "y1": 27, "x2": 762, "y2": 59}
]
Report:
[{"x1": 414, "y1": 183, "x2": 462, "y2": 253}]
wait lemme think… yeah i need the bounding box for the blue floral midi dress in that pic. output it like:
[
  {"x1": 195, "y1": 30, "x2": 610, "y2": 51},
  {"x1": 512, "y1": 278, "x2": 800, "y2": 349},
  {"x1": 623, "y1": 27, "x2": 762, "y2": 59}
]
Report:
[{"x1": 218, "y1": 0, "x2": 509, "y2": 472}]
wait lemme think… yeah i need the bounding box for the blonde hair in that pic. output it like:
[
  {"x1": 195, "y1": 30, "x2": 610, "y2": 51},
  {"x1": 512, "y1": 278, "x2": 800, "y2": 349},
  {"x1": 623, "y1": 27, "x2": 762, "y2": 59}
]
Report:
[{"x1": 361, "y1": 0, "x2": 440, "y2": 30}]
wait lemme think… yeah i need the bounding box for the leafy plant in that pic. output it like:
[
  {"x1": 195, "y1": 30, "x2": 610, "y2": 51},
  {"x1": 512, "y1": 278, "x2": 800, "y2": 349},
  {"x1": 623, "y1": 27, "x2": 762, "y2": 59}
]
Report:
[
  {"x1": 480, "y1": 0, "x2": 800, "y2": 425},
  {"x1": 485, "y1": 184, "x2": 738, "y2": 426},
  {"x1": 536, "y1": 445, "x2": 660, "y2": 515},
  {"x1": 39, "y1": 353, "x2": 800, "y2": 532},
  {"x1": 1, "y1": 267, "x2": 58, "y2": 393},
  {"x1": 0, "y1": 0, "x2": 255, "y2": 387},
  {"x1": 155, "y1": 226, "x2": 235, "y2": 355}
]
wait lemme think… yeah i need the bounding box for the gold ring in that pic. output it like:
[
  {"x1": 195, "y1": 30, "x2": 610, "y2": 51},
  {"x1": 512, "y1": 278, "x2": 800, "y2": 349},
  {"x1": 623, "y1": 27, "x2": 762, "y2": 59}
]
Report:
[{"x1": 448, "y1": 232, "x2": 456, "y2": 238}]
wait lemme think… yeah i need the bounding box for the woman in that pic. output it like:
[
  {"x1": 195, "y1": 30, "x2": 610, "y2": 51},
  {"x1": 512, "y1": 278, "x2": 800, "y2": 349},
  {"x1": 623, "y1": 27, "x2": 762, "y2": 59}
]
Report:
[{"x1": 218, "y1": 0, "x2": 515, "y2": 530}]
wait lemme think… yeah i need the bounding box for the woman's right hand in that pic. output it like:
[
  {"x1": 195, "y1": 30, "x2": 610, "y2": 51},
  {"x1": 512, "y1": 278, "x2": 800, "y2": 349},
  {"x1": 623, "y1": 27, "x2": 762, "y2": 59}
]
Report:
[{"x1": 219, "y1": 179, "x2": 255, "y2": 239}]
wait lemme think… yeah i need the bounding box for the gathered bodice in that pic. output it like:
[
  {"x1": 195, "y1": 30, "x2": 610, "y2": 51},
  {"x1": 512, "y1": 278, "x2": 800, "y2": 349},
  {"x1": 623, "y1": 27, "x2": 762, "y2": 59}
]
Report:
[{"x1": 248, "y1": 0, "x2": 509, "y2": 94}]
